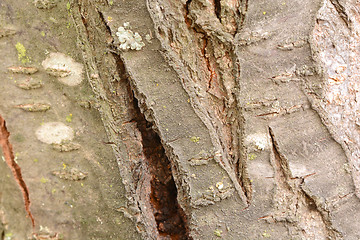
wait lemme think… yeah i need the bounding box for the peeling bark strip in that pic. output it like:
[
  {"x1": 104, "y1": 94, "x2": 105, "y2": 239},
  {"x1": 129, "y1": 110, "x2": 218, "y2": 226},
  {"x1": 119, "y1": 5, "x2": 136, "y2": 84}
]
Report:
[{"x1": 0, "y1": 115, "x2": 35, "y2": 227}]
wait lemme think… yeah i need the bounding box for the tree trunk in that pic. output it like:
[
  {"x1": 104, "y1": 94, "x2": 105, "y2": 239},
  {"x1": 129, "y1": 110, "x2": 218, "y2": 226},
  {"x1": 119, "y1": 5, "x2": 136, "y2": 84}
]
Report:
[{"x1": 1, "y1": 0, "x2": 360, "y2": 239}]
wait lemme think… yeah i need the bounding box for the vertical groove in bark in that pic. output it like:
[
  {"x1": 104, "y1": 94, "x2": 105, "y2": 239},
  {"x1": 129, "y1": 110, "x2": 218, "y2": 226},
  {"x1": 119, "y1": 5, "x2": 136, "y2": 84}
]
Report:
[
  {"x1": 214, "y1": 0, "x2": 221, "y2": 21},
  {"x1": 72, "y1": 1, "x2": 191, "y2": 238},
  {"x1": 148, "y1": 0, "x2": 250, "y2": 205},
  {"x1": 269, "y1": 127, "x2": 340, "y2": 239},
  {"x1": 132, "y1": 96, "x2": 191, "y2": 240},
  {"x1": 0, "y1": 115, "x2": 35, "y2": 228},
  {"x1": 328, "y1": 0, "x2": 349, "y2": 27}
]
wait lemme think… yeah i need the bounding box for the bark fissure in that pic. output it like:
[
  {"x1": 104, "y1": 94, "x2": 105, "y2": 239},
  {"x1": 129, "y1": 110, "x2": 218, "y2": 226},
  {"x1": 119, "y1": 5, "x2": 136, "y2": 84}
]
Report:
[
  {"x1": 200, "y1": 36, "x2": 218, "y2": 96},
  {"x1": 131, "y1": 96, "x2": 191, "y2": 240},
  {"x1": 329, "y1": 0, "x2": 350, "y2": 27},
  {"x1": 269, "y1": 127, "x2": 339, "y2": 239},
  {"x1": 184, "y1": 0, "x2": 193, "y2": 27},
  {"x1": 181, "y1": 1, "x2": 251, "y2": 205},
  {"x1": 73, "y1": 2, "x2": 191, "y2": 238},
  {"x1": 109, "y1": 52, "x2": 192, "y2": 240},
  {"x1": 269, "y1": 127, "x2": 292, "y2": 190},
  {"x1": 0, "y1": 115, "x2": 35, "y2": 228},
  {"x1": 214, "y1": 0, "x2": 221, "y2": 21}
]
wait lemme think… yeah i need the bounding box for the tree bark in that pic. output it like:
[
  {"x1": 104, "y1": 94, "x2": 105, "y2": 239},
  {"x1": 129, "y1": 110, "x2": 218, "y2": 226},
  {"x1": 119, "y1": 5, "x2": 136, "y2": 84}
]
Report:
[{"x1": 1, "y1": 0, "x2": 360, "y2": 239}]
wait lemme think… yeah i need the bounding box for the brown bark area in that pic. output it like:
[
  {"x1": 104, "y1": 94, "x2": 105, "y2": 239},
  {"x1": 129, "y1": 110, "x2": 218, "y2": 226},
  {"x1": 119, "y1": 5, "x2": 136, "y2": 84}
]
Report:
[
  {"x1": 1, "y1": 0, "x2": 360, "y2": 239},
  {"x1": 68, "y1": 0, "x2": 360, "y2": 238}
]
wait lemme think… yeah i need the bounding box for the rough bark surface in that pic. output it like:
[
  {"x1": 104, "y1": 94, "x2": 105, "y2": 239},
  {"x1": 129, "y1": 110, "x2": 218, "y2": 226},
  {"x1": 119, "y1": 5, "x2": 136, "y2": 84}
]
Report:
[{"x1": 1, "y1": 0, "x2": 360, "y2": 239}]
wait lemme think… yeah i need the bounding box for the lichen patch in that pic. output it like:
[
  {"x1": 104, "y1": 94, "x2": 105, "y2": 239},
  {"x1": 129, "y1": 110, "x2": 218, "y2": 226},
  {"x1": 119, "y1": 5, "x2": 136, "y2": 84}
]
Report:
[
  {"x1": 42, "y1": 52, "x2": 84, "y2": 86},
  {"x1": 115, "y1": 22, "x2": 145, "y2": 51},
  {"x1": 35, "y1": 122, "x2": 74, "y2": 144},
  {"x1": 245, "y1": 133, "x2": 269, "y2": 151}
]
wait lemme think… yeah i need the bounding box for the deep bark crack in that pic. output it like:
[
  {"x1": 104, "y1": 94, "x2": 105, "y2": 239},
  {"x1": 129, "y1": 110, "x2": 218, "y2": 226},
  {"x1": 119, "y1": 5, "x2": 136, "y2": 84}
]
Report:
[
  {"x1": 269, "y1": 127, "x2": 292, "y2": 185},
  {"x1": 131, "y1": 97, "x2": 192, "y2": 240},
  {"x1": 110, "y1": 53, "x2": 192, "y2": 240},
  {"x1": 184, "y1": 0, "x2": 193, "y2": 28},
  {"x1": 73, "y1": 1, "x2": 191, "y2": 238},
  {"x1": 214, "y1": 0, "x2": 221, "y2": 21},
  {"x1": 0, "y1": 115, "x2": 35, "y2": 228}
]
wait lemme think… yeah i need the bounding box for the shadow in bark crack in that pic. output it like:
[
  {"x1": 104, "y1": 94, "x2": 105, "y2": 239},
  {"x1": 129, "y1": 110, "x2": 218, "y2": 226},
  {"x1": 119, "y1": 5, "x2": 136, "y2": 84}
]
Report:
[
  {"x1": 110, "y1": 51, "x2": 191, "y2": 239},
  {"x1": 132, "y1": 96, "x2": 192, "y2": 240},
  {"x1": 74, "y1": 1, "x2": 192, "y2": 237}
]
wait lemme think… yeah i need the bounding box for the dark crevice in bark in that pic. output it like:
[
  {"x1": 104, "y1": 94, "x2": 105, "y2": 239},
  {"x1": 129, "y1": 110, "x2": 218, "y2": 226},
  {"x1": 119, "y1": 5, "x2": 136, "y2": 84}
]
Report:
[
  {"x1": 76, "y1": 2, "x2": 191, "y2": 238},
  {"x1": 110, "y1": 52, "x2": 191, "y2": 239},
  {"x1": 214, "y1": 0, "x2": 221, "y2": 21},
  {"x1": 131, "y1": 96, "x2": 191, "y2": 240},
  {"x1": 0, "y1": 115, "x2": 35, "y2": 228},
  {"x1": 97, "y1": 10, "x2": 112, "y2": 37},
  {"x1": 184, "y1": 0, "x2": 193, "y2": 27}
]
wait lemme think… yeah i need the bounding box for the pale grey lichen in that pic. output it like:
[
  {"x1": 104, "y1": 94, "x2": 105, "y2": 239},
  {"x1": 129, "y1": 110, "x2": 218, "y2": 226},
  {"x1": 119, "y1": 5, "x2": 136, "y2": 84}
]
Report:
[
  {"x1": 35, "y1": 122, "x2": 74, "y2": 144},
  {"x1": 245, "y1": 133, "x2": 268, "y2": 151},
  {"x1": 115, "y1": 22, "x2": 145, "y2": 51}
]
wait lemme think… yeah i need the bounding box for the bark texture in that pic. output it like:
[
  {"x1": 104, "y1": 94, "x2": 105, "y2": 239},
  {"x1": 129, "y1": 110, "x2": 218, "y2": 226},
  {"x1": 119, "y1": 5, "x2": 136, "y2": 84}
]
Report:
[
  {"x1": 70, "y1": 0, "x2": 360, "y2": 239},
  {"x1": 1, "y1": 0, "x2": 360, "y2": 239}
]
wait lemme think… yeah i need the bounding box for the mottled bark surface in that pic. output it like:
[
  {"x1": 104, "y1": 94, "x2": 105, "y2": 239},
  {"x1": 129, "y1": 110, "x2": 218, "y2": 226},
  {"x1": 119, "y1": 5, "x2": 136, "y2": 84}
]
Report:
[
  {"x1": 0, "y1": 1, "x2": 140, "y2": 239},
  {"x1": 1, "y1": 0, "x2": 360, "y2": 239}
]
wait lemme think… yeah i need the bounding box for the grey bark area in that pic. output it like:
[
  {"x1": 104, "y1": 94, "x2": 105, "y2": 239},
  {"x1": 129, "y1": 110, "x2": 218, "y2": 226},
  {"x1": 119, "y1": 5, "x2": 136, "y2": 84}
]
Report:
[{"x1": 1, "y1": 0, "x2": 360, "y2": 239}]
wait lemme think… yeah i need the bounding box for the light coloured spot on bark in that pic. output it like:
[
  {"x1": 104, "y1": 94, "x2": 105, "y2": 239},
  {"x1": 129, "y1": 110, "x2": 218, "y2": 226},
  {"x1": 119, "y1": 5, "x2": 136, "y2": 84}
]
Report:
[
  {"x1": 116, "y1": 23, "x2": 145, "y2": 50},
  {"x1": 288, "y1": 162, "x2": 310, "y2": 178},
  {"x1": 42, "y1": 52, "x2": 84, "y2": 86},
  {"x1": 245, "y1": 133, "x2": 269, "y2": 151},
  {"x1": 35, "y1": 122, "x2": 74, "y2": 144}
]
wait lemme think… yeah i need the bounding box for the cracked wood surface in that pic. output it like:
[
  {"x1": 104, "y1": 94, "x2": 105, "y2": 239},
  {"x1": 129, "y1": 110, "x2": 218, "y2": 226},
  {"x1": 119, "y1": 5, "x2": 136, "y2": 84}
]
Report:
[
  {"x1": 1, "y1": 0, "x2": 360, "y2": 239},
  {"x1": 72, "y1": 0, "x2": 249, "y2": 239},
  {"x1": 72, "y1": 0, "x2": 360, "y2": 239}
]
